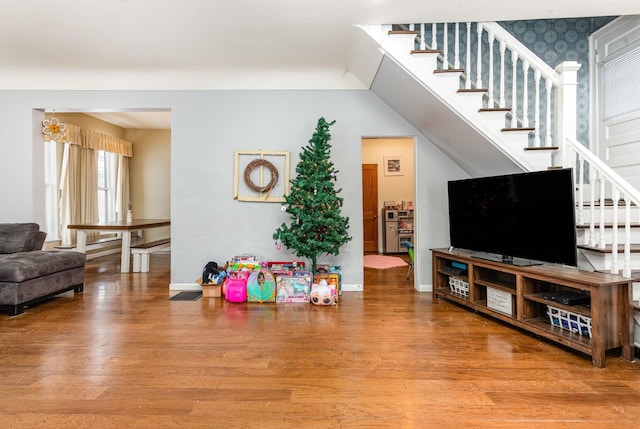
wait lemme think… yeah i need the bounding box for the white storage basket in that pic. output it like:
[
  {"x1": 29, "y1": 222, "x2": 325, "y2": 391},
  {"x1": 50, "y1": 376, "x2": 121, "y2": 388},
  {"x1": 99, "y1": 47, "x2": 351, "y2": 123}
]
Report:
[
  {"x1": 547, "y1": 305, "x2": 592, "y2": 338},
  {"x1": 448, "y1": 277, "x2": 469, "y2": 297}
]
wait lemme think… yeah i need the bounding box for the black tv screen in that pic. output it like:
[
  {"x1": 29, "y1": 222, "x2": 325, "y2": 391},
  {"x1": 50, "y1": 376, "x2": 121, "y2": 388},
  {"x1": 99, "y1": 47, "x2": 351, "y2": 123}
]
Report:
[{"x1": 448, "y1": 168, "x2": 577, "y2": 266}]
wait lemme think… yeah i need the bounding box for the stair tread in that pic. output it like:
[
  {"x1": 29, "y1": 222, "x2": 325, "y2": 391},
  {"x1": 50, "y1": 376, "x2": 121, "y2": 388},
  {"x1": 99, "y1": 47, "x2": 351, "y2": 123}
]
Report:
[
  {"x1": 578, "y1": 199, "x2": 638, "y2": 207},
  {"x1": 525, "y1": 146, "x2": 558, "y2": 151},
  {"x1": 434, "y1": 68, "x2": 465, "y2": 74},
  {"x1": 388, "y1": 30, "x2": 419, "y2": 35},
  {"x1": 502, "y1": 127, "x2": 535, "y2": 132},
  {"x1": 411, "y1": 49, "x2": 442, "y2": 54},
  {"x1": 479, "y1": 107, "x2": 511, "y2": 112},
  {"x1": 577, "y1": 223, "x2": 640, "y2": 228},
  {"x1": 578, "y1": 244, "x2": 640, "y2": 253},
  {"x1": 458, "y1": 88, "x2": 488, "y2": 93}
]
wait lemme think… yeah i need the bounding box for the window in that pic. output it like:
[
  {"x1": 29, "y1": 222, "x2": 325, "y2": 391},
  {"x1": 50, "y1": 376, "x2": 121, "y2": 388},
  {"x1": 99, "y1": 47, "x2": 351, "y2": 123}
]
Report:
[
  {"x1": 97, "y1": 150, "x2": 118, "y2": 223},
  {"x1": 44, "y1": 140, "x2": 58, "y2": 241}
]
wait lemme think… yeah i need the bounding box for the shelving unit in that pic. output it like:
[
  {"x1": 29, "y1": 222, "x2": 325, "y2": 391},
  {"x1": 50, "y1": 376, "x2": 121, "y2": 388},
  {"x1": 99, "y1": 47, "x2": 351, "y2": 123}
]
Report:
[{"x1": 432, "y1": 248, "x2": 635, "y2": 368}]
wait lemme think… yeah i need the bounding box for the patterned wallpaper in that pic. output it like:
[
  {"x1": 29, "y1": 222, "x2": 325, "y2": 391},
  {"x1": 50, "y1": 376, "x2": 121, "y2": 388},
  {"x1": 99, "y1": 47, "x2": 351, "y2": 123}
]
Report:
[{"x1": 499, "y1": 17, "x2": 617, "y2": 145}]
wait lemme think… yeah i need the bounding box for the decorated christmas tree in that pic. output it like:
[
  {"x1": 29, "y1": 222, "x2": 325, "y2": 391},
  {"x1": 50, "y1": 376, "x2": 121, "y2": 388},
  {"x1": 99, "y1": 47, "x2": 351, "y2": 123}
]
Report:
[{"x1": 274, "y1": 118, "x2": 351, "y2": 272}]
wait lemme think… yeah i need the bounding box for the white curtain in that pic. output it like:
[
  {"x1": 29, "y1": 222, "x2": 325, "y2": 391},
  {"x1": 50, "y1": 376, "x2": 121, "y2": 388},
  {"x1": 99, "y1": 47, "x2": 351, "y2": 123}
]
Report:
[
  {"x1": 115, "y1": 155, "x2": 130, "y2": 221},
  {"x1": 58, "y1": 124, "x2": 133, "y2": 246},
  {"x1": 58, "y1": 124, "x2": 82, "y2": 246}
]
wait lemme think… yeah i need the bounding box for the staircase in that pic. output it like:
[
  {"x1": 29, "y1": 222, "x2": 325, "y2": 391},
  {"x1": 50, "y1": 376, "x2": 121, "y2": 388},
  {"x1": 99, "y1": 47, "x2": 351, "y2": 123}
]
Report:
[{"x1": 358, "y1": 22, "x2": 640, "y2": 308}]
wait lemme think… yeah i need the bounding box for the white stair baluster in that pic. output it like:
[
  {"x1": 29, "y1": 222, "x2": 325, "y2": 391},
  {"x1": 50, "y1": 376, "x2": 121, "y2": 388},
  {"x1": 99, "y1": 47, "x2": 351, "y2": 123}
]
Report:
[
  {"x1": 624, "y1": 197, "x2": 631, "y2": 277},
  {"x1": 476, "y1": 23, "x2": 483, "y2": 89},
  {"x1": 545, "y1": 78, "x2": 553, "y2": 147},
  {"x1": 454, "y1": 22, "x2": 460, "y2": 69},
  {"x1": 599, "y1": 176, "x2": 606, "y2": 249},
  {"x1": 611, "y1": 188, "x2": 620, "y2": 274},
  {"x1": 510, "y1": 50, "x2": 519, "y2": 128},
  {"x1": 487, "y1": 31, "x2": 495, "y2": 108},
  {"x1": 465, "y1": 22, "x2": 472, "y2": 89},
  {"x1": 432, "y1": 23, "x2": 437, "y2": 50},
  {"x1": 588, "y1": 169, "x2": 596, "y2": 246},
  {"x1": 577, "y1": 157, "x2": 585, "y2": 226},
  {"x1": 443, "y1": 23, "x2": 449, "y2": 68},
  {"x1": 420, "y1": 23, "x2": 426, "y2": 50},
  {"x1": 522, "y1": 60, "x2": 530, "y2": 128},
  {"x1": 499, "y1": 40, "x2": 506, "y2": 108},
  {"x1": 533, "y1": 70, "x2": 541, "y2": 147}
]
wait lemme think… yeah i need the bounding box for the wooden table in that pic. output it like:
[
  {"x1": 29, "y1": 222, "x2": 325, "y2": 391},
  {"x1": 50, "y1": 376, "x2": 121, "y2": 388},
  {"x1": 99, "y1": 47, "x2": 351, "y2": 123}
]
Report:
[{"x1": 68, "y1": 219, "x2": 170, "y2": 273}]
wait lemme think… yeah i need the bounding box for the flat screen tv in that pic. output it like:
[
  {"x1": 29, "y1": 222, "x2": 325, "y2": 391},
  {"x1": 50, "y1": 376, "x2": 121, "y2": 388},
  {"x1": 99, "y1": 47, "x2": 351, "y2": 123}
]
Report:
[{"x1": 447, "y1": 168, "x2": 577, "y2": 266}]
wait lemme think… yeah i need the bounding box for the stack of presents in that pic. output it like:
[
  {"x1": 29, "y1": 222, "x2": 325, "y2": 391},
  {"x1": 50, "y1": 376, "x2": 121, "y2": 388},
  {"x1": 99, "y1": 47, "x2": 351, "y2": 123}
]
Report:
[{"x1": 200, "y1": 255, "x2": 341, "y2": 306}]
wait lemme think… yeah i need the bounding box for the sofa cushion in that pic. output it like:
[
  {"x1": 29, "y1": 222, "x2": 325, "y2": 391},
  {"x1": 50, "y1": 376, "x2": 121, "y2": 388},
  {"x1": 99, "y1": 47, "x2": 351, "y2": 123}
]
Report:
[
  {"x1": 0, "y1": 251, "x2": 85, "y2": 283},
  {"x1": 0, "y1": 223, "x2": 40, "y2": 254}
]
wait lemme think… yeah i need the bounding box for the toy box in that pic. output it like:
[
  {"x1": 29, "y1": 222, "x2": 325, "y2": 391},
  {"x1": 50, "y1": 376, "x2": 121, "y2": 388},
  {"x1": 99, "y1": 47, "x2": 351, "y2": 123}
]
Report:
[
  {"x1": 316, "y1": 265, "x2": 342, "y2": 296},
  {"x1": 268, "y1": 261, "x2": 305, "y2": 274},
  {"x1": 246, "y1": 269, "x2": 276, "y2": 303},
  {"x1": 224, "y1": 271, "x2": 248, "y2": 303},
  {"x1": 313, "y1": 272, "x2": 339, "y2": 303},
  {"x1": 197, "y1": 278, "x2": 222, "y2": 298},
  {"x1": 310, "y1": 281, "x2": 336, "y2": 305},
  {"x1": 275, "y1": 271, "x2": 311, "y2": 303}
]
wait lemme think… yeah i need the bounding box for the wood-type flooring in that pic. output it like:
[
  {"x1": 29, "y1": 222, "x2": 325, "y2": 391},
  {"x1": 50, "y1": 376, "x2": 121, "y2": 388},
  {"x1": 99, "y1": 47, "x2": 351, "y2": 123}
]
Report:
[{"x1": 0, "y1": 253, "x2": 639, "y2": 428}]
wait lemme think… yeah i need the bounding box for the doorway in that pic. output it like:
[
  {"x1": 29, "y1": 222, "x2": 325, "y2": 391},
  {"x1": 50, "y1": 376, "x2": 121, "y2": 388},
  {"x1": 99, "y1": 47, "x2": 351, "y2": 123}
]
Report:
[
  {"x1": 591, "y1": 16, "x2": 640, "y2": 190},
  {"x1": 39, "y1": 110, "x2": 171, "y2": 263},
  {"x1": 361, "y1": 136, "x2": 416, "y2": 280}
]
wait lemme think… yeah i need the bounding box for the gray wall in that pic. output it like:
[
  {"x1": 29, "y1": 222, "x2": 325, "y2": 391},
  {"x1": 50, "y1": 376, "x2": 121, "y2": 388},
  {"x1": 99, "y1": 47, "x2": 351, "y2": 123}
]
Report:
[{"x1": 0, "y1": 90, "x2": 465, "y2": 290}]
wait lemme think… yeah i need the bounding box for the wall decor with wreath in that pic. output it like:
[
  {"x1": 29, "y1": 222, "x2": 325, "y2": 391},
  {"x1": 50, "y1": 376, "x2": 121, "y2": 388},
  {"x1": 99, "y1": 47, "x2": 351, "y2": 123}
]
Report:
[{"x1": 233, "y1": 150, "x2": 290, "y2": 202}]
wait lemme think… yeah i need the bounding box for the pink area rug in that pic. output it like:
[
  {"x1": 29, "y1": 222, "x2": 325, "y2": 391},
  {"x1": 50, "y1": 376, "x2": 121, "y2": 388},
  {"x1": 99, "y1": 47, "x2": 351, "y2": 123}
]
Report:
[{"x1": 363, "y1": 255, "x2": 408, "y2": 269}]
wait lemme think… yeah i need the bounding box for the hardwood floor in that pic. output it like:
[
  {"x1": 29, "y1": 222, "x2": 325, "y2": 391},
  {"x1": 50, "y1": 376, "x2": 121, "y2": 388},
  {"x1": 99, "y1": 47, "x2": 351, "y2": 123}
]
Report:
[{"x1": 0, "y1": 253, "x2": 639, "y2": 428}]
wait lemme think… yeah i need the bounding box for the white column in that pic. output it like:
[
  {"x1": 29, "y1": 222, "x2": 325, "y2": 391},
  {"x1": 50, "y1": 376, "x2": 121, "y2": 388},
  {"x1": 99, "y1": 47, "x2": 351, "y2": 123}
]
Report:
[
  {"x1": 76, "y1": 230, "x2": 87, "y2": 253},
  {"x1": 554, "y1": 61, "x2": 581, "y2": 167},
  {"x1": 121, "y1": 230, "x2": 132, "y2": 273}
]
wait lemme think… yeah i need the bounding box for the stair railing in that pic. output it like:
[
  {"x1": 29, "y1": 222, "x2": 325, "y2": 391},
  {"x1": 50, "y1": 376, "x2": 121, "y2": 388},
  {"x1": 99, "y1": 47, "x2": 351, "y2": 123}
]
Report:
[
  {"x1": 400, "y1": 22, "x2": 580, "y2": 158},
  {"x1": 566, "y1": 137, "x2": 640, "y2": 277},
  {"x1": 378, "y1": 23, "x2": 637, "y2": 276}
]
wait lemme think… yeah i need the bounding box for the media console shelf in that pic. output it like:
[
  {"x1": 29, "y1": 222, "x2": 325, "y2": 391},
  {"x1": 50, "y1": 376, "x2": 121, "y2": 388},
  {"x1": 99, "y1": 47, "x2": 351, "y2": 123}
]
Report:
[{"x1": 432, "y1": 248, "x2": 635, "y2": 368}]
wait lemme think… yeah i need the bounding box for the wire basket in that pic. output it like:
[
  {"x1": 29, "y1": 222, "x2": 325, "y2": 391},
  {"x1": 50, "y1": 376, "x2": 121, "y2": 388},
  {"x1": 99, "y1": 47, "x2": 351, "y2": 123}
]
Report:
[
  {"x1": 448, "y1": 277, "x2": 469, "y2": 297},
  {"x1": 547, "y1": 305, "x2": 592, "y2": 338}
]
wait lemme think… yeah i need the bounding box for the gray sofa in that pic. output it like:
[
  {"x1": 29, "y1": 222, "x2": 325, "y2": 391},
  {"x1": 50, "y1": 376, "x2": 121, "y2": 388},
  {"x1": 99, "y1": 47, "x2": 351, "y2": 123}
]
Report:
[{"x1": 0, "y1": 223, "x2": 85, "y2": 316}]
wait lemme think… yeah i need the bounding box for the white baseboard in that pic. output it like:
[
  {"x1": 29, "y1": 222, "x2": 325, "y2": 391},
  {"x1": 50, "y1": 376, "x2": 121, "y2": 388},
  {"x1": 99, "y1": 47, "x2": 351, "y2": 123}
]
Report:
[
  {"x1": 342, "y1": 283, "x2": 363, "y2": 292},
  {"x1": 169, "y1": 282, "x2": 433, "y2": 294},
  {"x1": 415, "y1": 284, "x2": 432, "y2": 293},
  {"x1": 170, "y1": 282, "x2": 200, "y2": 291}
]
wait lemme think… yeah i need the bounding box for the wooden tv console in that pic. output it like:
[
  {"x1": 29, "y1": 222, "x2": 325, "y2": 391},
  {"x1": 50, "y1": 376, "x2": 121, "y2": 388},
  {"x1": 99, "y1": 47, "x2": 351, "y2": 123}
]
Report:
[{"x1": 431, "y1": 248, "x2": 635, "y2": 368}]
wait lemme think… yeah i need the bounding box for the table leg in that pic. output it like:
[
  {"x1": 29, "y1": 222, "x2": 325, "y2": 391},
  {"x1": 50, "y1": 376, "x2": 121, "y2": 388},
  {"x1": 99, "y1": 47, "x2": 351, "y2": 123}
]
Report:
[
  {"x1": 121, "y1": 231, "x2": 132, "y2": 273},
  {"x1": 76, "y1": 231, "x2": 87, "y2": 253}
]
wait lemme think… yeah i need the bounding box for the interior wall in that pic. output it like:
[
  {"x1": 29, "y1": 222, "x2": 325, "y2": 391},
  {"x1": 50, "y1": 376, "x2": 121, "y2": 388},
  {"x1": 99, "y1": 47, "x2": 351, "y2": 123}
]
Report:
[
  {"x1": 0, "y1": 89, "x2": 467, "y2": 291},
  {"x1": 362, "y1": 137, "x2": 415, "y2": 253},
  {"x1": 125, "y1": 129, "x2": 171, "y2": 242}
]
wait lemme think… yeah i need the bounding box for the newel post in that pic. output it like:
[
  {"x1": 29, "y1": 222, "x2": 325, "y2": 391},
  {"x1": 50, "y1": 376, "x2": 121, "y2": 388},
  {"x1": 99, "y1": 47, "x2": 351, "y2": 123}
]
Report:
[{"x1": 554, "y1": 61, "x2": 581, "y2": 168}]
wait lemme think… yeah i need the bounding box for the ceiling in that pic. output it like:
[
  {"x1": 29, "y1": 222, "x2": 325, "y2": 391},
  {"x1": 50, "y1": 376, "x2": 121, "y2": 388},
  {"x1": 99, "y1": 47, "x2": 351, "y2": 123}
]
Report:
[{"x1": 7, "y1": 0, "x2": 640, "y2": 129}]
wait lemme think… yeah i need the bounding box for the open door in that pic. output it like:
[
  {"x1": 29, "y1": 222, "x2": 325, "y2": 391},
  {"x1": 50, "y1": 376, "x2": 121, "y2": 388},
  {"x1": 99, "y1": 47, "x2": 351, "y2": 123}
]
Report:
[{"x1": 362, "y1": 164, "x2": 378, "y2": 252}]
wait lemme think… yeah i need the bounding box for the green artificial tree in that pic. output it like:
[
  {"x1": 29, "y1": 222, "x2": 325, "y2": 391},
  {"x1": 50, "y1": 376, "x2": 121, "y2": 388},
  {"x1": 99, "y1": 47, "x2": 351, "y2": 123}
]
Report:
[{"x1": 274, "y1": 118, "x2": 352, "y2": 272}]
